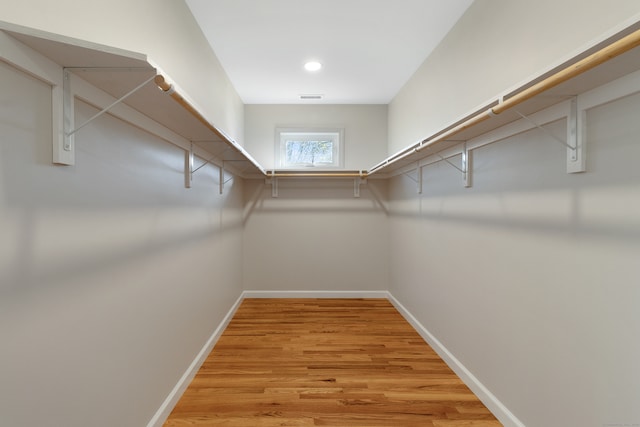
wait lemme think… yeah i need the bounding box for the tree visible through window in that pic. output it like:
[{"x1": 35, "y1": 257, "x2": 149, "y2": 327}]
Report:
[
  {"x1": 277, "y1": 129, "x2": 343, "y2": 168},
  {"x1": 285, "y1": 139, "x2": 333, "y2": 166}
]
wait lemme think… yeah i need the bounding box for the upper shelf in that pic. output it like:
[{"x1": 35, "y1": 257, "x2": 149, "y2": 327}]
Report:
[
  {"x1": 0, "y1": 21, "x2": 265, "y2": 178},
  {"x1": 2, "y1": 20, "x2": 640, "y2": 181},
  {"x1": 368, "y1": 21, "x2": 640, "y2": 177}
]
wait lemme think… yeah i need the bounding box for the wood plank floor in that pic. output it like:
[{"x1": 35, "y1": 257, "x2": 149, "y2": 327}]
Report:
[{"x1": 164, "y1": 298, "x2": 502, "y2": 426}]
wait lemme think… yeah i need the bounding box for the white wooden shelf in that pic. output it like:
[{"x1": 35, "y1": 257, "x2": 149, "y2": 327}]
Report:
[
  {"x1": 2, "y1": 19, "x2": 640, "y2": 183},
  {"x1": 368, "y1": 21, "x2": 640, "y2": 178},
  {"x1": 0, "y1": 21, "x2": 265, "y2": 179}
]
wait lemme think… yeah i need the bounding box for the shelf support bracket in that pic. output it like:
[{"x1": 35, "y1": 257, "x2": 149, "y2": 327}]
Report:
[
  {"x1": 63, "y1": 72, "x2": 156, "y2": 145},
  {"x1": 266, "y1": 173, "x2": 279, "y2": 198},
  {"x1": 401, "y1": 167, "x2": 422, "y2": 193},
  {"x1": 61, "y1": 68, "x2": 75, "y2": 164},
  {"x1": 354, "y1": 177, "x2": 366, "y2": 198},
  {"x1": 191, "y1": 155, "x2": 217, "y2": 174},
  {"x1": 514, "y1": 103, "x2": 585, "y2": 173},
  {"x1": 436, "y1": 143, "x2": 471, "y2": 187},
  {"x1": 436, "y1": 153, "x2": 464, "y2": 173},
  {"x1": 184, "y1": 144, "x2": 193, "y2": 189},
  {"x1": 567, "y1": 97, "x2": 586, "y2": 173},
  {"x1": 192, "y1": 146, "x2": 232, "y2": 176},
  {"x1": 462, "y1": 143, "x2": 472, "y2": 188},
  {"x1": 513, "y1": 109, "x2": 574, "y2": 150},
  {"x1": 219, "y1": 162, "x2": 225, "y2": 195}
]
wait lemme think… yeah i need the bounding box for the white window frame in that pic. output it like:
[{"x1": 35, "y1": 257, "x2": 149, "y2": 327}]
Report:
[{"x1": 275, "y1": 127, "x2": 344, "y2": 169}]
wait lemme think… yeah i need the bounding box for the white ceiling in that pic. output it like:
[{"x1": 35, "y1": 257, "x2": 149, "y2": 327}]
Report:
[{"x1": 185, "y1": 0, "x2": 473, "y2": 104}]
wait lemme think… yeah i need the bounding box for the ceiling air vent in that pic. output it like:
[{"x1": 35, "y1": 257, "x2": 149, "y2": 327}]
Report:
[{"x1": 299, "y1": 94, "x2": 323, "y2": 100}]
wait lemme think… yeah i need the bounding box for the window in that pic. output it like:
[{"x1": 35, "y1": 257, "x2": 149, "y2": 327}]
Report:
[{"x1": 276, "y1": 128, "x2": 343, "y2": 169}]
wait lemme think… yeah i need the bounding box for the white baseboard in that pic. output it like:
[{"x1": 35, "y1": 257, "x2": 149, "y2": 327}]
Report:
[
  {"x1": 146, "y1": 293, "x2": 246, "y2": 427},
  {"x1": 386, "y1": 293, "x2": 526, "y2": 427},
  {"x1": 242, "y1": 290, "x2": 391, "y2": 299}
]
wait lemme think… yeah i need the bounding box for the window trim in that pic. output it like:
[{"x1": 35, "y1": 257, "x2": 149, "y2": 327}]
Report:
[{"x1": 275, "y1": 127, "x2": 344, "y2": 169}]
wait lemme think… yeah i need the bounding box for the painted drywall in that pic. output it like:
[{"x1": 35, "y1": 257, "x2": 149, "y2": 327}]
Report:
[
  {"x1": 0, "y1": 0, "x2": 245, "y2": 144},
  {"x1": 388, "y1": 92, "x2": 640, "y2": 426},
  {"x1": 0, "y1": 60, "x2": 244, "y2": 427},
  {"x1": 388, "y1": 0, "x2": 640, "y2": 154},
  {"x1": 244, "y1": 104, "x2": 387, "y2": 170},
  {"x1": 242, "y1": 178, "x2": 389, "y2": 292}
]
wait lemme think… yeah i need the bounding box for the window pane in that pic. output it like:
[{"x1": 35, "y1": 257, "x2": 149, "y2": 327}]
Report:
[
  {"x1": 285, "y1": 140, "x2": 333, "y2": 165},
  {"x1": 277, "y1": 128, "x2": 342, "y2": 169}
]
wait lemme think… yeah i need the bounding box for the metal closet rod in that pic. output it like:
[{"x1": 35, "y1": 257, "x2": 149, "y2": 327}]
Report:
[{"x1": 368, "y1": 26, "x2": 640, "y2": 176}]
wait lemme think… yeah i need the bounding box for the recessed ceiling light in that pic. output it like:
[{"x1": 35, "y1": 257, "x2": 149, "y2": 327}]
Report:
[{"x1": 304, "y1": 61, "x2": 322, "y2": 72}]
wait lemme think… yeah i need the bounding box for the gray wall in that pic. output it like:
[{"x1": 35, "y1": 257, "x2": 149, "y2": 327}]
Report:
[
  {"x1": 388, "y1": 0, "x2": 640, "y2": 153},
  {"x1": 3, "y1": 1, "x2": 640, "y2": 426},
  {"x1": 245, "y1": 104, "x2": 388, "y2": 170},
  {"x1": 386, "y1": 2, "x2": 640, "y2": 425},
  {"x1": 388, "y1": 92, "x2": 640, "y2": 426},
  {"x1": 242, "y1": 105, "x2": 390, "y2": 293},
  {"x1": 242, "y1": 178, "x2": 389, "y2": 292},
  {"x1": 0, "y1": 60, "x2": 244, "y2": 427}
]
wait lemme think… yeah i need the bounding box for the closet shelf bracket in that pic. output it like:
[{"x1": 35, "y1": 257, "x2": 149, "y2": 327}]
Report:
[
  {"x1": 354, "y1": 176, "x2": 367, "y2": 198},
  {"x1": 187, "y1": 145, "x2": 237, "y2": 194},
  {"x1": 567, "y1": 97, "x2": 586, "y2": 173},
  {"x1": 191, "y1": 145, "x2": 229, "y2": 174},
  {"x1": 219, "y1": 162, "x2": 225, "y2": 194},
  {"x1": 62, "y1": 69, "x2": 156, "y2": 158},
  {"x1": 435, "y1": 142, "x2": 472, "y2": 188},
  {"x1": 218, "y1": 160, "x2": 242, "y2": 194},
  {"x1": 400, "y1": 163, "x2": 423, "y2": 193},
  {"x1": 265, "y1": 173, "x2": 279, "y2": 198},
  {"x1": 184, "y1": 144, "x2": 193, "y2": 188},
  {"x1": 514, "y1": 98, "x2": 585, "y2": 173},
  {"x1": 462, "y1": 143, "x2": 472, "y2": 188}
]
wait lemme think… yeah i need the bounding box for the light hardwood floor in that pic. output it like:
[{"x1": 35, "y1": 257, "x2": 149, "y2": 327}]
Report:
[{"x1": 164, "y1": 298, "x2": 502, "y2": 426}]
